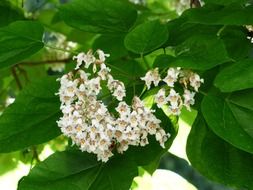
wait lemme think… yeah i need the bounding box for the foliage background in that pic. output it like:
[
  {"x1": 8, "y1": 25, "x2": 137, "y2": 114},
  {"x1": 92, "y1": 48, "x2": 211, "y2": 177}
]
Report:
[{"x1": 0, "y1": 0, "x2": 253, "y2": 190}]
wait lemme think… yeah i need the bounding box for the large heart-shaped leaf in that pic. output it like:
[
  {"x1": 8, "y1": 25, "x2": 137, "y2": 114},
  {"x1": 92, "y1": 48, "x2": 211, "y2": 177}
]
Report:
[
  {"x1": 0, "y1": 77, "x2": 61, "y2": 152},
  {"x1": 187, "y1": 115, "x2": 253, "y2": 190},
  {"x1": 201, "y1": 89, "x2": 253, "y2": 154},
  {"x1": 59, "y1": 0, "x2": 137, "y2": 34},
  {"x1": 124, "y1": 20, "x2": 168, "y2": 54},
  {"x1": 18, "y1": 150, "x2": 138, "y2": 190},
  {"x1": 154, "y1": 35, "x2": 231, "y2": 70},
  {"x1": 214, "y1": 59, "x2": 253, "y2": 92},
  {"x1": 166, "y1": 18, "x2": 220, "y2": 46},
  {"x1": 0, "y1": 21, "x2": 44, "y2": 70}
]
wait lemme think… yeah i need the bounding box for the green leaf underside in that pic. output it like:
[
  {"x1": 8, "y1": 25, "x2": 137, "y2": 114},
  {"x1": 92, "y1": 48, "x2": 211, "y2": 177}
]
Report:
[
  {"x1": 187, "y1": 115, "x2": 253, "y2": 190},
  {"x1": 59, "y1": 0, "x2": 137, "y2": 34},
  {"x1": 0, "y1": 21, "x2": 44, "y2": 70},
  {"x1": 201, "y1": 90, "x2": 253, "y2": 154},
  {"x1": 215, "y1": 59, "x2": 253, "y2": 92},
  {"x1": 18, "y1": 150, "x2": 138, "y2": 190},
  {"x1": 0, "y1": 77, "x2": 61, "y2": 152},
  {"x1": 182, "y1": 4, "x2": 253, "y2": 25},
  {"x1": 124, "y1": 20, "x2": 168, "y2": 54}
]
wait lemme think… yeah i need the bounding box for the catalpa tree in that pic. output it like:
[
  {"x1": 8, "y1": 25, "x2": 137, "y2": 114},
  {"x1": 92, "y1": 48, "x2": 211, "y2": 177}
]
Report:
[{"x1": 0, "y1": 0, "x2": 253, "y2": 190}]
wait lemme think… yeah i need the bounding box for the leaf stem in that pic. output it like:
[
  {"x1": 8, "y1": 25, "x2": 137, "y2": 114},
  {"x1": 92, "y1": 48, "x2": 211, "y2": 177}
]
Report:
[
  {"x1": 141, "y1": 53, "x2": 151, "y2": 70},
  {"x1": 199, "y1": 90, "x2": 207, "y2": 96},
  {"x1": 163, "y1": 48, "x2": 166, "y2": 54}
]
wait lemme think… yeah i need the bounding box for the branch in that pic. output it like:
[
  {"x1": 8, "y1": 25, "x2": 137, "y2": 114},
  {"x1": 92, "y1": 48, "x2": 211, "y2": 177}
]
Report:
[{"x1": 20, "y1": 58, "x2": 71, "y2": 66}]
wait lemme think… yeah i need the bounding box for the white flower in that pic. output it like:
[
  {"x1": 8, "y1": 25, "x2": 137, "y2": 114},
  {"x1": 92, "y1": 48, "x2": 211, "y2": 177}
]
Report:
[
  {"x1": 132, "y1": 96, "x2": 145, "y2": 110},
  {"x1": 141, "y1": 68, "x2": 161, "y2": 89},
  {"x1": 87, "y1": 77, "x2": 101, "y2": 95},
  {"x1": 78, "y1": 70, "x2": 90, "y2": 82},
  {"x1": 98, "y1": 63, "x2": 111, "y2": 80},
  {"x1": 140, "y1": 137, "x2": 149, "y2": 146},
  {"x1": 163, "y1": 67, "x2": 180, "y2": 87},
  {"x1": 129, "y1": 111, "x2": 139, "y2": 127},
  {"x1": 97, "y1": 49, "x2": 110, "y2": 62},
  {"x1": 167, "y1": 89, "x2": 180, "y2": 105},
  {"x1": 189, "y1": 73, "x2": 204, "y2": 92},
  {"x1": 112, "y1": 84, "x2": 126, "y2": 101},
  {"x1": 73, "y1": 51, "x2": 96, "y2": 70},
  {"x1": 154, "y1": 88, "x2": 168, "y2": 108},
  {"x1": 168, "y1": 103, "x2": 182, "y2": 115},
  {"x1": 73, "y1": 52, "x2": 86, "y2": 70},
  {"x1": 84, "y1": 50, "x2": 96, "y2": 68},
  {"x1": 61, "y1": 104, "x2": 73, "y2": 114},
  {"x1": 116, "y1": 101, "x2": 130, "y2": 116},
  {"x1": 107, "y1": 76, "x2": 126, "y2": 101},
  {"x1": 155, "y1": 129, "x2": 168, "y2": 148},
  {"x1": 183, "y1": 89, "x2": 195, "y2": 111}
]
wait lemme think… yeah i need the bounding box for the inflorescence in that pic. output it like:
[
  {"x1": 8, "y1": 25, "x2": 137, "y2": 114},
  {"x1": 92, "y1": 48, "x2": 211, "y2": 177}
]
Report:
[
  {"x1": 141, "y1": 67, "x2": 204, "y2": 115},
  {"x1": 56, "y1": 50, "x2": 203, "y2": 162}
]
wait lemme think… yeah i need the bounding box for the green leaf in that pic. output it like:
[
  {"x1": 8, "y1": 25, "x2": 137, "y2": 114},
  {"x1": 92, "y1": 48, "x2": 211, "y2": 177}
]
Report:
[
  {"x1": 0, "y1": 77, "x2": 61, "y2": 153},
  {"x1": 174, "y1": 35, "x2": 231, "y2": 70},
  {"x1": 187, "y1": 115, "x2": 253, "y2": 190},
  {"x1": 220, "y1": 26, "x2": 252, "y2": 61},
  {"x1": 92, "y1": 35, "x2": 128, "y2": 61},
  {"x1": 0, "y1": 0, "x2": 24, "y2": 27},
  {"x1": 154, "y1": 35, "x2": 231, "y2": 70},
  {"x1": 59, "y1": 0, "x2": 137, "y2": 34},
  {"x1": 214, "y1": 59, "x2": 253, "y2": 92},
  {"x1": 182, "y1": 4, "x2": 253, "y2": 25},
  {"x1": 0, "y1": 21, "x2": 44, "y2": 70},
  {"x1": 153, "y1": 54, "x2": 175, "y2": 69},
  {"x1": 18, "y1": 150, "x2": 138, "y2": 190},
  {"x1": 201, "y1": 90, "x2": 253, "y2": 154},
  {"x1": 124, "y1": 20, "x2": 168, "y2": 54},
  {"x1": 166, "y1": 18, "x2": 220, "y2": 46}
]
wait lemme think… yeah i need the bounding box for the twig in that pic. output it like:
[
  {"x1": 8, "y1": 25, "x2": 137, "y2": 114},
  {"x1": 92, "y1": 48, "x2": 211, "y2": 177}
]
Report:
[
  {"x1": 32, "y1": 146, "x2": 40, "y2": 163},
  {"x1": 11, "y1": 67, "x2": 22, "y2": 90},
  {"x1": 16, "y1": 65, "x2": 30, "y2": 82}
]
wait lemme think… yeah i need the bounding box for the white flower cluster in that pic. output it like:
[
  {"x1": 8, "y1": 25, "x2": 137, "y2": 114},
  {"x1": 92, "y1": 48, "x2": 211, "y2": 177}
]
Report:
[
  {"x1": 141, "y1": 67, "x2": 204, "y2": 115},
  {"x1": 56, "y1": 50, "x2": 169, "y2": 162}
]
